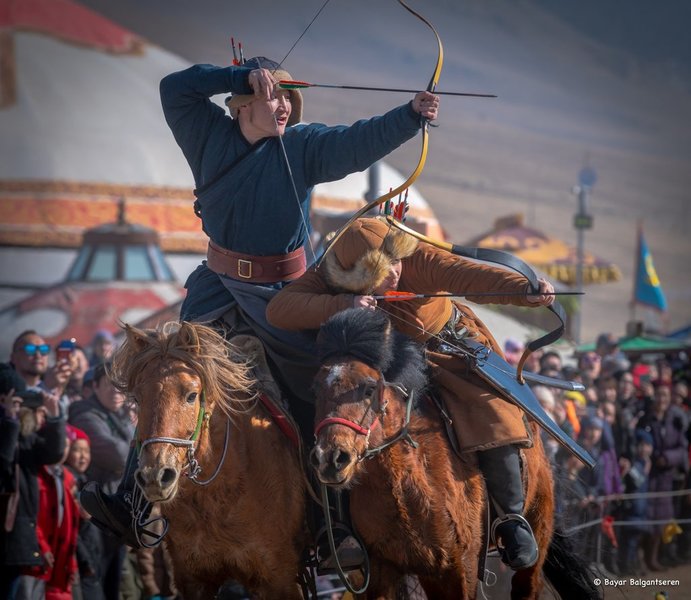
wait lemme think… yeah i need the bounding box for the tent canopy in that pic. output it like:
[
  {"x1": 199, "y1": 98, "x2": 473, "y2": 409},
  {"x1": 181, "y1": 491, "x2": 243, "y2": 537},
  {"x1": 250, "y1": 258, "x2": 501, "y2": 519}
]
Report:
[
  {"x1": 465, "y1": 214, "x2": 621, "y2": 285},
  {"x1": 577, "y1": 335, "x2": 689, "y2": 355}
]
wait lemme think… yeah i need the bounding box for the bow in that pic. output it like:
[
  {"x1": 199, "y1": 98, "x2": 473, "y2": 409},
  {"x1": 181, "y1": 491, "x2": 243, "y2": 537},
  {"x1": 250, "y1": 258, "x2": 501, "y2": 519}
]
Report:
[
  {"x1": 317, "y1": 0, "x2": 444, "y2": 266},
  {"x1": 383, "y1": 215, "x2": 568, "y2": 383}
]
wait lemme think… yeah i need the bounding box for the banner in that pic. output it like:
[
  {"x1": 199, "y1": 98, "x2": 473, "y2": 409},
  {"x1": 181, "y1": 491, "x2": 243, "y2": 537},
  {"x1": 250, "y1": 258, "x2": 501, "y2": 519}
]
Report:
[{"x1": 633, "y1": 226, "x2": 667, "y2": 312}]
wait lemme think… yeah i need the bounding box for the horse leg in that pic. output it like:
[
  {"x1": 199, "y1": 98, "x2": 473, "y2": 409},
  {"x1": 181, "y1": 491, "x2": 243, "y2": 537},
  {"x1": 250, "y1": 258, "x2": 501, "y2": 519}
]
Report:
[
  {"x1": 420, "y1": 568, "x2": 473, "y2": 600},
  {"x1": 252, "y1": 577, "x2": 304, "y2": 600},
  {"x1": 361, "y1": 559, "x2": 403, "y2": 600}
]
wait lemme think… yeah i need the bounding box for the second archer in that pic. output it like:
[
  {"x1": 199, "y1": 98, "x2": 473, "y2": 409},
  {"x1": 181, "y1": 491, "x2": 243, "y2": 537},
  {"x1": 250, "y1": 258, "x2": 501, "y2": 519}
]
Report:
[{"x1": 267, "y1": 216, "x2": 556, "y2": 570}]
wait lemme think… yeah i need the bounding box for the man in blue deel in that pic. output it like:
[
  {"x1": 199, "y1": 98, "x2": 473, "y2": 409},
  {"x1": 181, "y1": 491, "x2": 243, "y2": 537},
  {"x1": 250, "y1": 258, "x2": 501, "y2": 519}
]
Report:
[{"x1": 81, "y1": 55, "x2": 440, "y2": 571}]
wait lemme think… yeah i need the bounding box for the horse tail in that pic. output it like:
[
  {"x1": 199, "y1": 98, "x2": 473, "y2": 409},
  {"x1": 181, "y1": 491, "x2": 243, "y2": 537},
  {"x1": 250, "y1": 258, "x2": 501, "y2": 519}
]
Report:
[{"x1": 542, "y1": 528, "x2": 602, "y2": 600}]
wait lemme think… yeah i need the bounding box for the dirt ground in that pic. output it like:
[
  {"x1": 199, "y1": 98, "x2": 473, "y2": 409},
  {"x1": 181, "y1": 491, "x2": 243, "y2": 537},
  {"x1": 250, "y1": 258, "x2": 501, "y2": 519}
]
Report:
[{"x1": 464, "y1": 556, "x2": 691, "y2": 599}]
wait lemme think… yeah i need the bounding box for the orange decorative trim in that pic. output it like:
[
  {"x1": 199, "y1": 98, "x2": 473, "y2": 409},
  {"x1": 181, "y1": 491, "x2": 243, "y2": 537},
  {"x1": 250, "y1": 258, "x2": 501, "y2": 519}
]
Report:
[
  {"x1": 535, "y1": 263, "x2": 623, "y2": 285},
  {"x1": 0, "y1": 179, "x2": 193, "y2": 199}
]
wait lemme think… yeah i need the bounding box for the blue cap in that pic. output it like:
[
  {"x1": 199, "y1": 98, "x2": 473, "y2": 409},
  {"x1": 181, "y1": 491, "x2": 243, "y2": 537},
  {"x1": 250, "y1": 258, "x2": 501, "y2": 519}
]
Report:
[{"x1": 635, "y1": 429, "x2": 654, "y2": 446}]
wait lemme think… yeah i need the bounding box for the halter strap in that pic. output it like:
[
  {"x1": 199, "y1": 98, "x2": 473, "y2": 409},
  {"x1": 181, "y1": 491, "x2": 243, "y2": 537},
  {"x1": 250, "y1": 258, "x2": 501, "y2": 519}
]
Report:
[
  {"x1": 314, "y1": 416, "x2": 380, "y2": 438},
  {"x1": 136, "y1": 390, "x2": 207, "y2": 453}
]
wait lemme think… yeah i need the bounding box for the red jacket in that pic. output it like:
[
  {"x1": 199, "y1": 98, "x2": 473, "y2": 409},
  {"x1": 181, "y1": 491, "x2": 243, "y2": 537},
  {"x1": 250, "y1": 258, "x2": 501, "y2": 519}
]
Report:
[{"x1": 23, "y1": 465, "x2": 80, "y2": 599}]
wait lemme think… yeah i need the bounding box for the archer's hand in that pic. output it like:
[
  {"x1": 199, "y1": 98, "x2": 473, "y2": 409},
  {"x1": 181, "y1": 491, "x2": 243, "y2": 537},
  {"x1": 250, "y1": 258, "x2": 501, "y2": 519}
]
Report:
[
  {"x1": 526, "y1": 278, "x2": 555, "y2": 306},
  {"x1": 353, "y1": 295, "x2": 377, "y2": 310},
  {"x1": 248, "y1": 68, "x2": 277, "y2": 102},
  {"x1": 412, "y1": 91, "x2": 440, "y2": 121}
]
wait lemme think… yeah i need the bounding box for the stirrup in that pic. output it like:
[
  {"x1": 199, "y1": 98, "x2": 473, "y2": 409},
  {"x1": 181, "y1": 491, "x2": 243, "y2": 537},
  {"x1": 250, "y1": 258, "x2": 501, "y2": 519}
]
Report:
[
  {"x1": 81, "y1": 482, "x2": 166, "y2": 549},
  {"x1": 315, "y1": 523, "x2": 366, "y2": 575},
  {"x1": 130, "y1": 485, "x2": 168, "y2": 549},
  {"x1": 490, "y1": 513, "x2": 539, "y2": 570}
]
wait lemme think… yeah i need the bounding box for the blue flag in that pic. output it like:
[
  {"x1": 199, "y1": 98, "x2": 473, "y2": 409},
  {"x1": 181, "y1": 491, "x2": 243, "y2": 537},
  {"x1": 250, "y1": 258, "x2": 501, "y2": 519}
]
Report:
[{"x1": 633, "y1": 227, "x2": 667, "y2": 311}]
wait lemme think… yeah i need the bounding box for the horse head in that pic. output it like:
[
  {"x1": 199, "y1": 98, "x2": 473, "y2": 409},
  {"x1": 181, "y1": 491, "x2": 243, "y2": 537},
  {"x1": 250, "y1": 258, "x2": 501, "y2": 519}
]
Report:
[
  {"x1": 110, "y1": 321, "x2": 253, "y2": 503},
  {"x1": 311, "y1": 308, "x2": 427, "y2": 487}
]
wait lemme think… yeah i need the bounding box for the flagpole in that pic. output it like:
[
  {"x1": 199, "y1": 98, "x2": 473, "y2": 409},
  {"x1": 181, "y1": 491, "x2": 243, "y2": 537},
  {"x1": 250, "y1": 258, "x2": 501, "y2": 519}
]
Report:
[{"x1": 629, "y1": 220, "x2": 642, "y2": 325}]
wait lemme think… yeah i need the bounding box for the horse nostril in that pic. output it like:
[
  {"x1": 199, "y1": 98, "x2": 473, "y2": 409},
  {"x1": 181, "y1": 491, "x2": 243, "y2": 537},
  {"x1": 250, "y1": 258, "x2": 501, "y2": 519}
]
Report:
[
  {"x1": 309, "y1": 446, "x2": 323, "y2": 470},
  {"x1": 159, "y1": 468, "x2": 177, "y2": 488},
  {"x1": 332, "y1": 449, "x2": 351, "y2": 471}
]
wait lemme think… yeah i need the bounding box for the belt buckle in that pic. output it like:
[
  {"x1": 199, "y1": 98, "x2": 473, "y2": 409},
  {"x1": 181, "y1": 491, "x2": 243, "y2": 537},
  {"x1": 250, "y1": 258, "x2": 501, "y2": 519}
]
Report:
[{"x1": 237, "y1": 259, "x2": 252, "y2": 279}]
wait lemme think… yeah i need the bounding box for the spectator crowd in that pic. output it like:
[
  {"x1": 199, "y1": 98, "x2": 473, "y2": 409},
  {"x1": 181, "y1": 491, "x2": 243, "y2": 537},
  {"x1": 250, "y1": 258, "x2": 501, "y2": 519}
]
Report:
[
  {"x1": 505, "y1": 332, "x2": 691, "y2": 577},
  {"x1": 1, "y1": 329, "x2": 177, "y2": 600},
  {"x1": 1, "y1": 324, "x2": 689, "y2": 598}
]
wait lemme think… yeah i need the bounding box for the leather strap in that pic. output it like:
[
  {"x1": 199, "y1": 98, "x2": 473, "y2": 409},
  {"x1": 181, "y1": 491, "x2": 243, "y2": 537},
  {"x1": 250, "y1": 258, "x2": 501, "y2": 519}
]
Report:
[{"x1": 206, "y1": 241, "x2": 306, "y2": 283}]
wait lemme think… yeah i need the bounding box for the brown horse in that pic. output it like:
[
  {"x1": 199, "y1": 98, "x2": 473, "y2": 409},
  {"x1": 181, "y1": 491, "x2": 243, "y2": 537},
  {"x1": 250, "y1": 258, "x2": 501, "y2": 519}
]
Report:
[
  {"x1": 109, "y1": 321, "x2": 307, "y2": 600},
  {"x1": 311, "y1": 308, "x2": 598, "y2": 600}
]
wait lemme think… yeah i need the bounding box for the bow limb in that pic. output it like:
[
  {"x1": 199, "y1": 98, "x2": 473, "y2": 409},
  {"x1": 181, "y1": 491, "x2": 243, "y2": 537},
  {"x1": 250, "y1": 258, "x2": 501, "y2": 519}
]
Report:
[
  {"x1": 383, "y1": 215, "x2": 567, "y2": 381},
  {"x1": 398, "y1": 0, "x2": 444, "y2": 93},
  {"x1": 316, "y1": 0, "x2": 443, "y2": 267}
]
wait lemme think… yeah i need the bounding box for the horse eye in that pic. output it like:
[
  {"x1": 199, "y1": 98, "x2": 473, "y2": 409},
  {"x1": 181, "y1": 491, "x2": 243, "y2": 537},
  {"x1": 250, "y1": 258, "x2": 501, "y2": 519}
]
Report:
[{"x1": 186, "y1": 391, "x2": 198, "y2": 405}]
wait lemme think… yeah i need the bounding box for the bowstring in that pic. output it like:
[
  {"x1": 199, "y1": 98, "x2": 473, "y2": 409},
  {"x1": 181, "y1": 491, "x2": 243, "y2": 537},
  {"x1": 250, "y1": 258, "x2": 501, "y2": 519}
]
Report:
[
  {"x1": 273, "y1": 119, "x2": 318, "y2": 264},
  {"x1": 274, "y1": 0, "x2": 333, "y2": 72},
  {"x1": 268, "y1": 0, "x2": 333, "y2": 266}
]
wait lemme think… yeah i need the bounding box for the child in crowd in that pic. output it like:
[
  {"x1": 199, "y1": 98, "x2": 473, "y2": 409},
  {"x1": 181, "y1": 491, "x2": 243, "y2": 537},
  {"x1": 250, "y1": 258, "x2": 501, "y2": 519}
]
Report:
[{"x1": 65, "y1": 426, "x2": 105, "y2": 600}]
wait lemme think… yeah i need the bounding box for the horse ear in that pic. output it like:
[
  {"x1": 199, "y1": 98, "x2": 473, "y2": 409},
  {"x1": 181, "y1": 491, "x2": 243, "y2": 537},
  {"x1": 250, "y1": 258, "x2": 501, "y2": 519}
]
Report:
[
  {"x1": 124, "y1": 324, "x2": 149, "y2": 353},
  {"x1": 178, "y1": 321, "x2": 202, "y2": 355}
]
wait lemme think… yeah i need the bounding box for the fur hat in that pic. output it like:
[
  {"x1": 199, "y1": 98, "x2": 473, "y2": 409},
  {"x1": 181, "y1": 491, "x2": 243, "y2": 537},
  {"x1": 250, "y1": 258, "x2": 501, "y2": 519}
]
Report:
[
  {"x1": 322, "y1": 217, "x2": 418, "y2": 293},
  {"x1": 225, "y1": 56, "x2": 303, "y2": 126}
]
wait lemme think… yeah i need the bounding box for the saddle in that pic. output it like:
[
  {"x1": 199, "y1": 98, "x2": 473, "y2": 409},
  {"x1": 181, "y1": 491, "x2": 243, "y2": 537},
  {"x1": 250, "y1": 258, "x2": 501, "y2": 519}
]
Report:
[{"x1": 228, "y1": 334, "x2": 301, "y2": 450}]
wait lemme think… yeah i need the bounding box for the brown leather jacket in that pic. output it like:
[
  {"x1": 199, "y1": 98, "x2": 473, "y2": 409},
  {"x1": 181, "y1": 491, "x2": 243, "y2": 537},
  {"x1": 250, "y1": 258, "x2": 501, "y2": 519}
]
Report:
[{"x1": 267, "y1": 242, "x2": 536, "y2": 452}]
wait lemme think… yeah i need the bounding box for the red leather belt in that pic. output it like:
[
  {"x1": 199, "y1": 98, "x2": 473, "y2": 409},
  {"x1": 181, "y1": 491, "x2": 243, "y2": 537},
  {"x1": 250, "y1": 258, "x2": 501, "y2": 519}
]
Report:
[{"x1": 206, "y1": 241, "x2": 306, "y2": 283}]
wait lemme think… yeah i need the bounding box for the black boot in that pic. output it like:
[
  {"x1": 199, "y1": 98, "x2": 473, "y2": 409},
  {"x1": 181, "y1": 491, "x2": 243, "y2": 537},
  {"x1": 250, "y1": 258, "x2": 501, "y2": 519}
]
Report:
[
  {"x1": 314, "y1": 489, "x2": 366, "y2": 575},
  {"x1": 479, "y1": 445, "x2": 539, "y2": 570},
  {"x1": 80, "y1": 444, "x2": 162, "y2": 548}
]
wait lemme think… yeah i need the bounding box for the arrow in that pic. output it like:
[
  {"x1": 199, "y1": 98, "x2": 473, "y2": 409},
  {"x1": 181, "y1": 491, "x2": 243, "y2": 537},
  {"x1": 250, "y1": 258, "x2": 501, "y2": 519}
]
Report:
[
  {"x1": 373, "y1": 291, "x2": 584, "y2": 302},
  {"x1": 278, "y1": 79, "x2": 496, "y2": 98}
]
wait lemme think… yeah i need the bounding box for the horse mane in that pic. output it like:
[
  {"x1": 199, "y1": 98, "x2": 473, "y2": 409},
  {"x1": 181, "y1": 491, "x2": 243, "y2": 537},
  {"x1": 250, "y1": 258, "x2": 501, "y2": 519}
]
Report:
[
  {"x1": 109, "y1": 321, "x2": 255, "y2": 416},
  {"x1": 317, "y1": 308, "x2": 428, "y2": 396}
]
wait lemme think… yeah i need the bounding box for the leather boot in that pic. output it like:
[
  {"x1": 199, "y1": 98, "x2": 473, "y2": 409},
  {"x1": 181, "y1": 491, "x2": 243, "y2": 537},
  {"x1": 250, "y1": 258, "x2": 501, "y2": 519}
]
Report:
[
  {"x1": 479, "y1": 445, "x2": 539, "y2": 570},
  {"x1": 80, "y1": 444, "x2": 160, "y2": 548}
]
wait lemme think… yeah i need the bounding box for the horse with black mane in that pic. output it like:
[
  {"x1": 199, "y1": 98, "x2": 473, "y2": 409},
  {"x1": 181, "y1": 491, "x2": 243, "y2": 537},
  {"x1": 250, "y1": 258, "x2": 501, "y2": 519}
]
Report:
[{"x1": 311, "y1": 308, "x2": 600, "y2": 599}]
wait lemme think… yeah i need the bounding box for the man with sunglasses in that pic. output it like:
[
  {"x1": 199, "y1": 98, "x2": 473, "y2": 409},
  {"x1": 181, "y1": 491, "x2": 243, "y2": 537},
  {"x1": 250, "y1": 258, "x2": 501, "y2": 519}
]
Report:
[{"x1": 9, "y1": 331, "x2": 72, "y2": 416}]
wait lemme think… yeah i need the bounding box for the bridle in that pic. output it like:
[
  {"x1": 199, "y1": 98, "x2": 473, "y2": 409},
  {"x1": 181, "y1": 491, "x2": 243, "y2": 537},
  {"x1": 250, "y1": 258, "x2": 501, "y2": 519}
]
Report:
[
  {"x1": 131, "y1": 388, "x2": 231, "y2": 548},
  {"x1": 313, "y1": 372, "x2": 419, "y2": 462},
  {"x1": 135, "y1": 390, "x2": 230, "y2": 486},
  {"x1": 311, "y1": 367, "x2": 419, "y2": 595}
]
